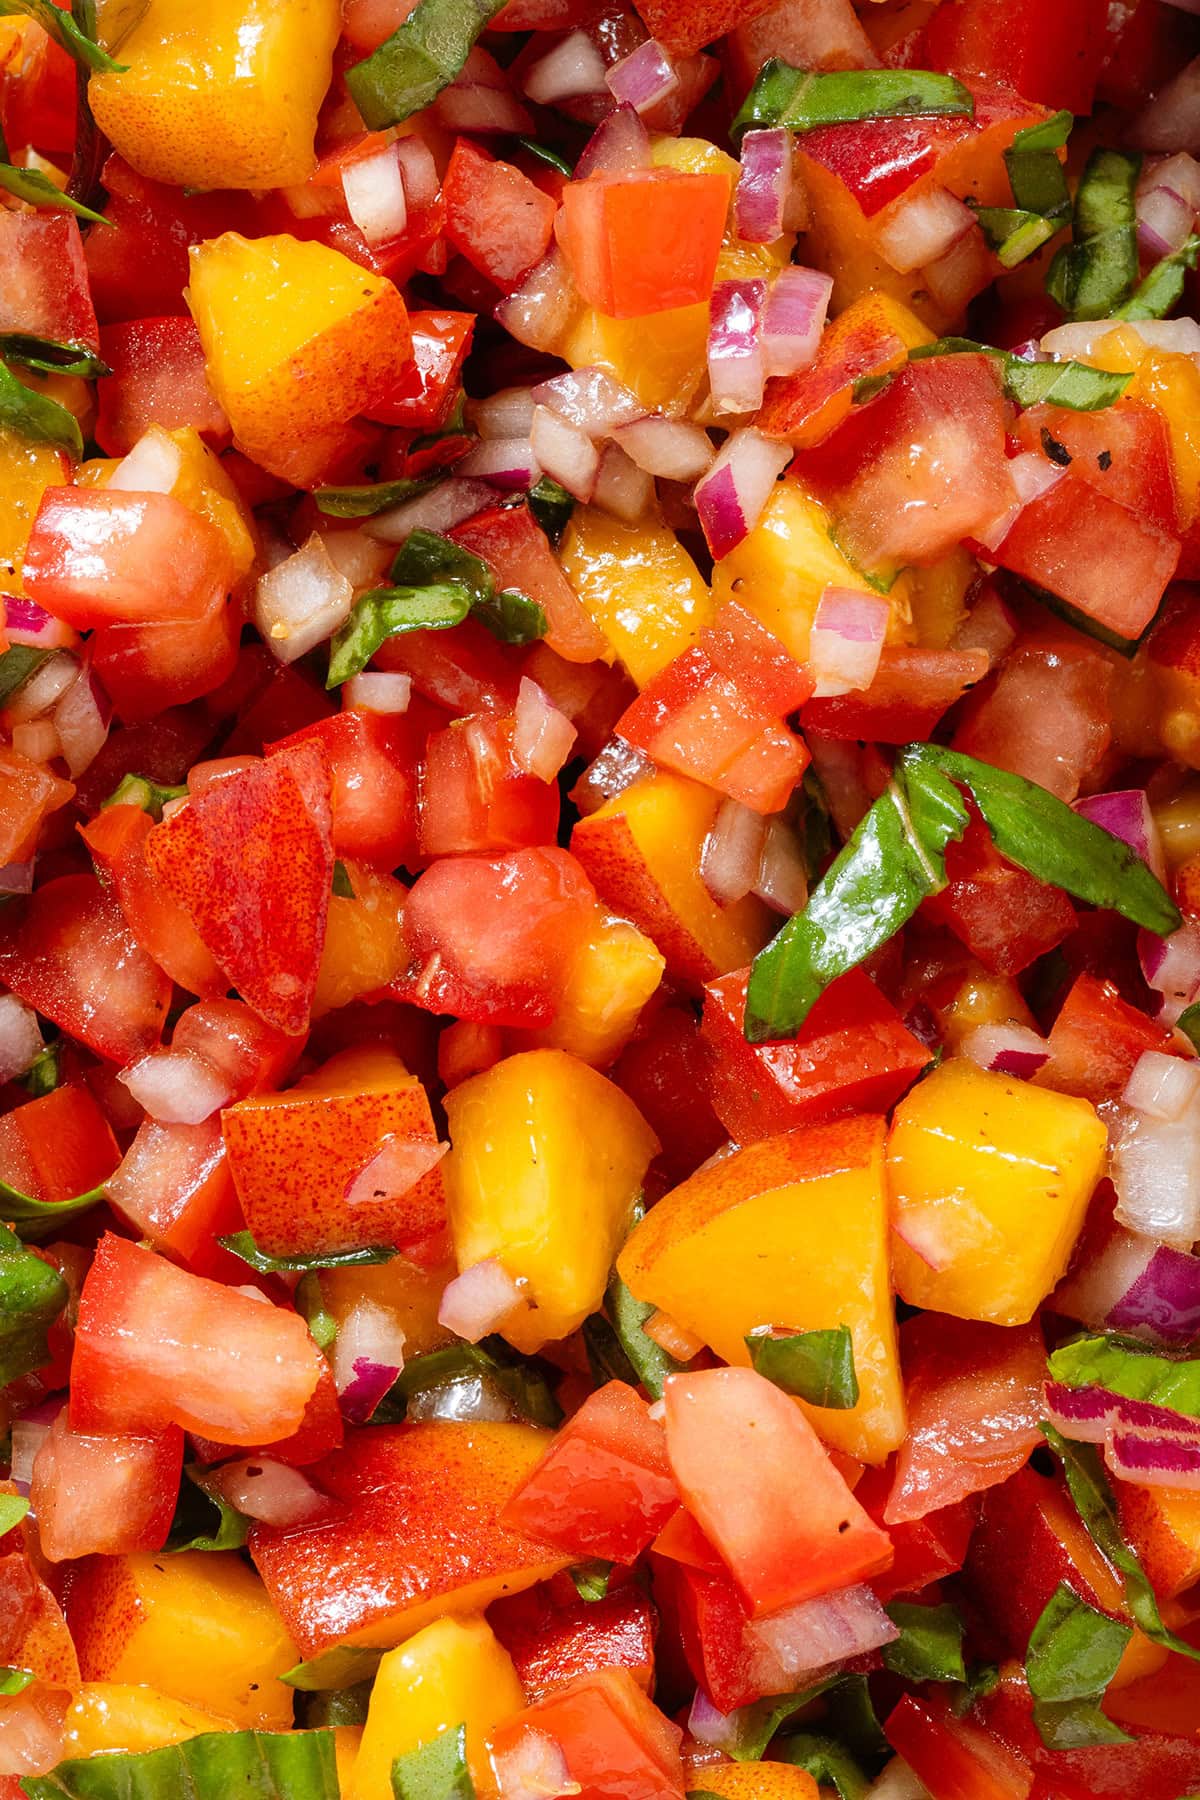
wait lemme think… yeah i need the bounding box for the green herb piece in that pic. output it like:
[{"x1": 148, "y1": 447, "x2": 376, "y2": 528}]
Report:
[
  {"x1": 300, "y1": 1683, "x2": 375, "y2": 1730},
  {"x1": 164, "y1": 1465, "x2": 249, "y2": 1555},
  {"x1": 391, "y1": 1725, "x2": 475, "y2": 1800},
  {"x1": 882, "y1": 1601, "x2": 967, "y2": 1685},
  {"x1": 1048, "y1": 1334, "x2": 1200, "y2": 1418},
  {"x1": 973, "y1": 207, "x2": 1062, "y2": 268},
  {"x1": 732, "y1": 62, "x2": 973, "y2": 139},
  {"x1": 377, "y1": 1339, "x2": 561, "y2": 1430},
  {"x1": 582, "y1": 1310, "x2": 639, "y2": 1389},
  {"x1": 516, "y1": 138, "x2": 573, "y2": 176},
  {"x1": 972, "y1": 109, "x2": 1072, "y2": 268},
  {"x1": 0, "y1": 646, "x2": 50, "y2": 706},
  {"x1": 528, "y1": 477, "x2": 575, "y2": 545},
  {"x1": 389, "y1": 529, "x2": 491, "y2": 601},
  {"x1": 1002, "y1": 359, "x2": 1132, "y2": 412},
  {"x1": 569, "y1": 1560, "x2": 612, "y2": 1602},
  {"x1": 0, "y1": 1669, "x2": 34, "y2": 1695},
  {"x1": 747, "y1": 1325, "x2": 859, "y2": 1409},
  {"x1": 605, "y1": 1269, "x2": 684, "y2": 1402},
  {"x1": 295, "y1": 1271, "x2": 336, "y2": 1357},
  {"x1": 1116, "y1": 233, "x2": 1200, "y2": 323},
  {"x1": 1047, "y1": 147, "x2": 1141, "y2": 321},
  {"x1": 0, "y1": 1223, "x2": 67, "y2": 1384},
  {"x1": 22, "y1": 1041, "x2": 59, "y2": 1099},
  {"x1": 779, "y1": 1735, "x2": 867, "y2": 1800},
  {"x1": 19, "y1": 1728, "x2": 340, "y2": 1800},
  {"x1": 0, "y1": 1493, "x2": 30, "y2": 1536},
  {"x1": 1178, "y1": 1002, "x2": 1200, "y2": 1052},
  {"x1": 332, "y1": 861, "x2": 355, "y2": 899},
  {"x1": 0, "y1": 0, "x2": 125, "y2": 71},
  {"x1": 1042, "y1": 1425, "x2": 1200, "y2": 1666},
  {"x1": 1025, "y1": 1582, "x2": 1132, "y2": 1750},
  {"x1": 823, "y1": 1674, "x2": 889, "y2": 1767},
  {"x1": 218, "y1": 1232, "x2": 396, "y2": 1276},
  {"x1": 473, "y1": 587, "x2": 548, "y2": 646},
  {"x1": 0, "y1": 1175, "x2": 109, "y2": 1243},
  {"x1": 313, "y1": 473, "x2": 441, "y2": 519},
  {"x1": 346, "y1": 0, "x2": 507, "y2": 129},
  {"x1": 102, "y1": 773, "x2": 188, "y2": 818},
  {"x1": 0, "y1": 335, "x2": 107, "y2": 379},
  {"x1": 951, "y1": 1664, "x2": 1001, "y2": 1715},
  {"x1": 726, "y1": 1678, "x2": 841, "y2": 1762},
  {"x1": 282, "y1": 1646, "x2": 386, "y2": 1693},
  {"x1": 0, "y1": 163, "x2": 107, "y2": 222},
  {"x1": 0, "y1": 359, "x2": 83, "y2": 457},
  {"x1": 327, "y1": 583, "x2": 473, "y2": 687}
]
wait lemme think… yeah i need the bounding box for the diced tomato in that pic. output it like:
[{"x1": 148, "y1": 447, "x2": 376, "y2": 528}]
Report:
[
  {"x1": 0, "y1": 747, "x2": 74, "y2": 865},
  {"x1": 500, "y1": 1381, "x2": 679, "y2": 1564},
  {"x1": 855, "y1": 1462, "x2": 977, "y2": 1603},
  {"x1": 630, "y1": 0, "x2": 776, "y2": 55},
  {"x1": 922, "y1": 0, "x2": 1109, "y2": 115},
  {"x1": 219, "y1": 655, "x2": 336, "y2": 755},
  {"x1": 1035, "y1": 972, "x2": 1175, "y2": 1104},
  {"x1": 94, "y1": 317, "x2": 230, "y2": 457},
  {"x1": 105, "y1": 1116, "x2": 242, "y2": 1271},
  {"x1": 952, "y1": 631, "x2": 1114, "y2": 801},
  {"x1": 0, "y1": 1083, "x2": 120, "y2": 1203},
  {"x1": 450, "y1": 503, "x2": 607, "y2": 666},
  {"x1": 418, "y1": 714, "x2": 559, "y2": 858},
  {"x1": 489, "y1": 1669, "x2": 685, "y2": 1800},
  {"x1": 1097, "y1": 0, "x2": 1200, "y2": 112},
  {"x1": 978, "y1": 1666, "x2": 1200, "y2": 1800},
  {"x1": 0, "y1": 212, "x2": 98, "y2": 350},
  {"x1": 1012, "y1": 399, "x2": 1179, "y2": 539},
  {"x1": 490, "y1": 1571, "x2": 657, "y2": 1703},
  {"x1": 759, "y1": 299, "x2": 919, "y2": 449},
  {"x1": 443, "y1": 139, "x2": 557, "y2": 292},
  {"x1": 90, "y1": 587, "x2": 241, "y2": 722},
  {"x1": 921, "y1": 811, "x2": 1076, "y2": 976},
  {"x1": 79, "y1": 804, "x2": 226, "y2": 997},
  {"x1": 701, "y1": 966, "x2": 929, "y2": 1142},
  {"x1": 170, "y1": 996, "x2": 301, "y2": 1098},
  {"x1": 614, "y1": 1004, "x2": 728, "y2": 1185},
  {"x1": 23, "y1": 489, "x2": 235, "y2": 630},
  {"x1": 885, "y1": 1693, "x2": 1034, "y2": 1800},
  {"x1": 268, "y1": 709, "x2": 420, "y2": 871},
  {"x1": 29, "y1": 1409, "x2": 182, "y2": 1562},
  {"x1": 70, "y1": 1232, "x2": 325, "y2": 1445},
  {"x1": 524, "y1": 644, "x2": 635, "y2": 762},
  {"x1": 0, "y1": 873, "x2": 171, "y2": 1063},
  {"x1": 556, "y1": 168, "x2": 731, "y2": 318},
  {"x1": 652, "y1": 1551, "x2": 761, "y2": 1714},
  {"x1": 365, "y1": 310, "x2": 475, "y2": 429},
  {"x1": 376, "y1": 615, "x2": 522, "y2": 716},
  {"x1": 0, "y1": 18, "x2": 75, "y2": 155},
  {"x1": 190, "y1": 1358, "x2": 344, "y2": 1469},
  {"x1": 803, "y1": 647, "x2": 988, "y2": 743},
  {"x1": 885, "y1": 1314, "x2": 1045, "y2": 1525},
  {"x1": 393, "y1": 846, "x2": 596, "y2": 1028}
]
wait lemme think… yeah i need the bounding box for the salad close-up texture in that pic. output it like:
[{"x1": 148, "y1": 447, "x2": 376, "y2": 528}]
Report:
[{"x1": 6, "y1": 0, "x2": 1200, "y2": 1796}]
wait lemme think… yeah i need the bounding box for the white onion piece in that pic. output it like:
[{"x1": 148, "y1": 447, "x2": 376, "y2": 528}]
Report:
[
  {"x1": 1138, "y1": 181, "x2": 1195, "y2": 258},
  {"x1": 532, "y1": 366, "x2": 644, "y2": 438},
  {"x1": 457, "y1": 437, "x2": 541, "y2": 490},
  {"x1": 344, "y1": 670, "x2": 412, "y2": 714},
  {"x1": 1131, "y1": 54, "x2": 1200, "y2": 153},
  {"x1": 694, "y1": 428, "x2": 790, "y2": 561},
  {"x1": 344, "y1": 1134, "x2": 447, "y2": 1207},
  {"x1": 570, "y1": 737, "x2": 654, "y2": 815},
  {"x1": 530, "y1": 405, "x2": 600, "y2": 501},
  {"x1": 1144, "y1": 150, "x2": 1200, "y2": 211},
  {"x1": 735, "y1": 127, "x2": 793, "y2": 244},
  {"x1": 892, "y1": 1205, "x2": 957, "y2": 1271},
  {"x1": 210, "y1": 1459, "x2": 329, "y2": 1528},
  {"x1": 495, "y1": 248, "x2": 579, "y2": 354},
  {"x1": 1124, "y1": 1049, "x2": 1200, "y2": 1121},
  {"x1": 612, "y1": 415, "x2": 714, "y2": 480},
  {"x1": 439, "y1": 1258, "x2": 528, "y2": 1341},
  {"x1": 1054, "y1": 1228, "x2": 1156, "y2": 1333},
  {"x1": 687, "y1": 1690, "x2": 738, "y2": 1751},
  {"x1": 746, "y1": 1584, "x2": 899, "y2": 1688},
  {"x1": 0, "y1": 995, "x2": 41, "y2": 1083},
  {"x1": 11, "y1": 720, "x2": 60, "y2": 764},
  {"x1": 1112, "y1": 1108, "x2": 1200, "y2": 1247},
  {"x1": 394, "y1": 132, "x2": 440, "y2": 208},
  {"x1": 575, "y1": 104, "x2": 650, "y2": 178},
  {"x1": 702, "y1": 799, "x2": 768, "y2": 904},
  {"x1": 366, "y1": 478, "x2": 495, "y2": 545},
  {"x1": 959, "y1": 1022, "x2": 1050, "y2": 1080},
  {"x1": 469, "y1": 386, "x2": 535, "y2": 441},
  {"x1": 255, "y1": 534, "x2": 353, "y2": 664},
  {"x1": 342, "y1": 145, "x2": 407, "y2": 245},
  {"x1": 522, "y1": 29, "x2": 607, "y2": 103},
  {"x1": 605, "y1": 38, "x2": 677, "y2": 113},
  {"x1": 492, "y1": 1729, "x2": 580, "y2": 1800},
  {"x1": 11, "y1": 1409, "x2": 57, "y2": 1493},
  {"x1": 318, "y1": 528, "x2": 392, "y2": 589},
  {"x1": 1042, "y1": 316, "x2": 1200, "y2": 361},
  {"x1": 119, "y1": 1047, "x2": 233, "y2": 1124},
  {"x1": 1140, "y1": 919, "x2": 1200, "y2": 1019},
  {"x1": 108, "y1": 428, "x2": 183, "y2": 495},
  {"x1": 5, "y1": 651, "x2": 78, "y2": 723},
  {"x1": 752, "y1": 818, "x2": 809, "y2": 917},
  {"x1": 332, "y1": 1298, "x2": 407, "y2": 1396},
  {"x1": 809, "y1": 587, "x2": 888, "y2": 697},
  {"x1": 592, "y1": 440, "x2": 653, "y2": 522},
  {"x1": 975, "y1": 451, "x2": 1065, "y2": 553},
  {"x1": 53, "y1": 669, "x2": 110, "y2": 776},
  {"x1": 708, "y1": 278, "x2": 767, "y2": 416},
  {"x1": 434, "y1": 72, "x2": 531, "y2": 136},
  {"x1": 922, "y1": 224, "x2": 988, "y2": 314},
  {"x1": 868, "y1": 1760, "x2": 934, "y2": 1800},
  {"x1": 512, "y1": 676, "x2": 578, "y2": 781},
  {"x1": 761, "y1": 265, "x2": 833, "y2": 378},
  {"x1": 875, "y1": 186, "x2": 975, "y2": 274}
]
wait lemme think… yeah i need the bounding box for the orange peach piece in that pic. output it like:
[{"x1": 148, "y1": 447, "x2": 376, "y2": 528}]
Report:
[
  {"x1": 62, "y1": 1684, "x2": 236, "y2": 1757},
  {"x1": 248, "y1": 1423, "x2": 574, "y2": 1658},
  {"x1": 512, "y1": 907, "x2": 666, "y2": 1068},
  {"x1": 221, "y1": 1045, "x2": 446, "y2": 1256},
  {"x1": 1116, "y1": 1482, "x2": 1200, "y2": 1601},
  {"x1": 0, "y1": 428, "x2": 70, "y2": 597},
  {"x1": 314, "y1": 865, "x2": 407, "y2": 1015},
  {"x1": 571, "y1": 770, "x2": 773, "y2": 988},
  {"x1": 696, "y1": 1764, "x2": 820, "y2": 1799}
]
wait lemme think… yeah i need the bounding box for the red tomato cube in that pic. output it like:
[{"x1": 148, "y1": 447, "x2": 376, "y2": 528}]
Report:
[{"x1": 556, "y1": 169, "x2": 731, "y2": 318}]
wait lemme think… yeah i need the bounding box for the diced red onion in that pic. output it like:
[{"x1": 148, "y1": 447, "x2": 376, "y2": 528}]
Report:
[
  {"x1": 694, "y1": 428, "x2": 790, "y2": 562},
  {"x1": 1042, "y1": 317, "x2": 1200, "y2": 361},
  {"x1": 532, "y1": 366, "x2": 644, "y2": 439},
  {"x1": 612, "y1": 415, "x2": 714, "y2": 481},
  {"x1": 255, "y1": 534, "x2": 354, "y2": 664},
  {"x1": 53, "y1": 667, "x2": 110, "y2": 776},
  {"x1": 438, "y1": 1258, "x2": 527, "y2": 1341},
  {"x1": 469, "y1": 386, "x2": 535, "y2": 441},
  {"x1": 592, "y1": 440, "x2": 653, "y2": 522},
  {"x1": 761, "y1": 266, "x2": 834, "y2": 379},
  {"x1": 108, "y1": 428, "x2": 183, "y2": 495},
  {"x1": 959, "y1": 1022, "x2": 1051, "y2": 1079},
  {"x1": 522, "y1": 29, "x2": 607, "y2": 103},
  {"x1": 1111, "y1": 1107, "x2": 1200, "y2": 1246},
  {"x1": 1138, "y1": 920, "x2": 1200, "y2": 1019},
  {"x1": 1108, "y1": 1243, "x2": 1200, "y2": 1344},
  {"x1": 344, "y1": 670, "x2": 412, "y2": 714},
  {"x1": 1055, "y1": 1228, "x2": 1157, "y2": 1334},
  {"x1": 1131, "y1": 54, "x2": 1200, "y2": 154},
  {"x1": 1042, "y1": 1380, "x2": 1114, "y2": 1444},
  {"x1": 702, "y1": 798, "x2": 768, "y2": 904},
  {"x1": 11, "y1": 1402, "x2": 61, "y2": 1494},
  {"x1": 494, "y1": 248, "x2": 579, "y2": 355},
  {"x1": 344, "y1": 1134, "x2": 447, "y2": 1207},
  {"x1": 574, "y1": 104, "x2": 650, "y2": 178},
  {"x1": 707, "y1": 279, "x2": 767, "y2": 417},
  {"x1": 605, "y1": 38, "x2": 678, "y2": 113},
  {"x1": 893, "y1": 1206, "x2": 956, "y2": 1272},
  {"x1": 687, "y1": 1690, "x2": 739, "y2": 1752},
  {"x1": 394, "y1": 133, "x2": 440, "y2": 208},
  {"x1": 492, "y1": 1729, "x2": 578, "y2": 1800},
  {"x1": 4, "y1": 651, "x2": 78, "y2": 723},
  {"x1": 1124, "y1": 1048, "x2": 1200, "y2": 1120},
  {"x1": 342, "y1": 144, "x2": 407, "y2": 246},
  {"x1": 11, "y1": 720, "x2": 59, "y2": 764},
  {"x1": 1144, "y1": 150, "x2": 1200, "y2": 212},
  {"x1": 2, "y1": 596, "x2": 77, "y2": 651},
  {"x1": 458, "y1": 437, "x2": 541, "y2": 490},
  {"x1": 1137, "y1": 181, "x2": 1195, "y2": 258},
  {"x1": 808, "y1": 587, "x2": 889, "y2": 698},
  {"x1": 746, "y1": 1584, "x2": 899, "y2": 1689},
  {"x1": 530, "y1": 405, "x2": 600, "y2": 501},
  {"x1": 921, "y1": 223, "x2": 989, "y2": 313},
  {"x1": 333, "y1": 1298, "x2": 407, "y2": 1404},
  {"x1": 434, "y1": 50, "x2": 532, "y2": 136},
  {"x1": 0, "y1": 994, "x2": 40, "y2": 1083},
  {"x1": 753, "y1": 818, "x2": 809, "y2": 917},
  {"x1": 569, "y1": 737, "x2": 654, "y2": 814},
  {"x1": 210, "y1": 1458, "x2": 330, "y2": 1526},
  {"x1": 868, "y1": 1760, "x2": 933, "y2": 1800},
  {"x1": 118, "y1": 1047, "x2": 233, "y2": 1124},
  {"x1": 314, "y1": 528, "x2": 392, "y2": 590},
  {"x1": 338, "y1": 1357, "x2": 403, "y2": 1426},
  {"x1": 875, "y1": 186, "x2": 976, "y2": 275},
  {"x1": 1106, "y1": 1427, "x2": 1200, "y2": 1490},
  {"x1": 1073, "y1": 789, "x2": 1166, "y2": 883},
  {"x1": 735, "y1": 128, "x2": 793, "y2": 244},
  {"x1": 512, "y1": 676, "x2": 578, "y2": 780},
  {"x1": 367, "y1": 478, "x2": 495, "y2": 545}
]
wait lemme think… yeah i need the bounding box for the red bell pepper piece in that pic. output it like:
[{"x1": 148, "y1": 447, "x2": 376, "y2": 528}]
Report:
[{"x1": 365, "y1": 310, "x2": 475, "y2": 430}]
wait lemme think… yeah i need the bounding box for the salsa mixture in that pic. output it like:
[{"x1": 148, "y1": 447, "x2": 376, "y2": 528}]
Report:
[{"x1": 3, "y1": 0, "x2": 1200, "y2": 1796}]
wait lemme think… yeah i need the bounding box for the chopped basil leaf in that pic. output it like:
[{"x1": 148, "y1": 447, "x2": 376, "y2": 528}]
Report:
[
  {"x1": 1048, "y1": 1333, "x2": 1200, "y2": 1418},
  {"x1": 1116, "y1": 233, "x2": 1200, "y2": 323},
  {"x1": 164, "y1": 1465, "x2": 249, "y2": 1554},
  {"x1": 882, "y1": 1601, "x2": 967, "y2": 1685},
  {"x1": 747, "y1": 1325, "x2": 859, "y2": 1409},
  {"x1": 0, "y1": 646, "x2": 50, "y2": 706},
  {"x1": 726, "y1": 1678, "x2": 841, "y2": 1762},
  {"x1": 732, "y1": 62, "x2": 973, "y2": 139},
  {"x1": 295, "y1": 1271, "x2": 337, "y2": 1357},
  {"x1": 1178, "y1": 1002, "x2": 1200, "y2": 1052},
  {"x1": 103, "y1": 773, "x2": 188, "y2": 818},
  {"x1": 1003, "y1": 359, "x2": 1132, "y2": 412},
  {"x1": 1026, "y1": 1582, "x2": 1132, "y2": 1751},
  {"x1": 606, "y1": 1269, "x2": 684, "y2": 1402},
  {"x1": 517, "y1": 138, "x2": 574, "y2": 176},
  {"x1": 0, "y1": 335, "x2": 107, "y2": 379},
  {"x1": 582, "y1": 1310, "x2": 640, "y2": 1389},
  {"x1": 0, "y1": 1492, "x2": 30, "y2": 1536},
  {"x1": 0, "y1": 1668, "x2": 34, "y2": 1695},
  {"x1": 0, "y1": 163, "x2": 107, "y2": 223},
  {"x1": 20, "y1": 1729, "x2": 341, "y2": 1800},
  {"x1": 22, "y1": 1041, "x2": 60, "y2": 1099},
  {"x1": 0, "y1": 359, "x2": 83, "y2": 457},
  {"x1": 951, "y1": 1663, "x2": 1001, "y2": 1715},
  {"x1": 299, "y1": 1682, "x2": 375, "y2": 1729},
  {"x1": 0, "y1": 1222, "x2": 68, "y2": 1385},
  {"x1": 331, "y1": 861, "x2": 355, "y2": 898},
  {"x1": 1047, "y1": 147, "x2": 1141, "y2": 322},
  {"x1": 0, "y1": 0, "x2": 125, "y2": 71},
  {"x1": 474, "y1": 587, "x2": 548, "y2": 646},
  {"x1": 376, "y1": 1340, "x2": 562, "y2": 1430},
  {"x1": 313, "y1": 473, "x2": 441, "y2": 519},
  {"x1": 688, "y1": 1793, "x2": 727, "y2": 1799},
  {"x1": 346, "y1": 0, "x2": 507, "y2": 129},
  {"x1": 1021, "y1": 580, "x2": 1143, "y2": 657},
  {"x1": 390, "y1": 529, "x2": 491, "y2": 604},
  {"x1": 528, "y1": 477, "x2": 575, "y2": 545},
  {"x1": 327, "y1": 583, "x2": 473, "y2": 687},
  {"x1": 282, "y1": 1646, "x2": 385, "y2": 1693},
  {"x1": 1011, "y1": 109, "x2": 1075, "y2": 159},
  {"x1": 1042, "y1": 1424, "x2": 1200, "y2": 1666},
  {"x1": 972, "y1": 111, "x2": 1072, "y2": 268},
  {"x1": 0, "y1": 1175, "x2": 109, "y2": 1243},
  {"x1": 972, "y1": 207, "x2": 1063, "y2": 269},
  {"x1": 779, "y1": 1734, "x2": 868, "y2": 1800},
  {"x1": 823, "y1": 1674, "x2": 889, "y2": 1766},
  {"x1": 569, "y1": 1560, "x2": 613, "y2": 1602},
  {"x1": 391, "y1": 1725, "x2": 475, "y2": 1800},
  {"x1": 218, "y1": 1231, "x2": 396, "y2": 1275}
]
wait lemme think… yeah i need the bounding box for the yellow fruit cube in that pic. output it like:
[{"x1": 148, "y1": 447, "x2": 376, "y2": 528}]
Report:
[
  {"x1": 444, "y1": 1048, "x2": 659, "y2": 1353},
  {"x1": 84, "y1": 425, "x2": 255, "y2": 579},
  {"x1": 618, "y1": 1116, "x2": 905, "y2": 1464},
  {"x1": 0, "y1": 429, "x2": 69, "y2": 597},
  {"x1": 517, "y1": 909, "x2": 666, "y2": 1067},
  {"x1": 560, "y1": 508, "x2": 714, "y2": 686},
  {"x1": 62, "y1": 1684, "x2": 235, "y2": 1757},
  {"x1": 887, "y1": 1058, "x2": 1108, "y2": 1325},
  {"x1": 349, "y1": 1616, "x2": 524, "y2": 1800},
  {"x1": 89, "y1": 0, "x2": 340, "y2": 190}
]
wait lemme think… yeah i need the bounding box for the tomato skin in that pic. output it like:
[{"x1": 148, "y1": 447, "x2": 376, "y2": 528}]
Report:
[
  {"x1": 190, "y1": 1359, "x2": 344, "y2": 1470},
  {"x1": 922, "y1": 0, "x2": 1109, "y2": 114},
  {"x1": 268, "y1": 710, "x2": 420, "y2": 871},
  {"x1": 24, "y1": 489, "x2": 234, "y2": 631},
  {"x1": 0, "y1": 873, "x2": 171, "y2": 1064},
  {"x1": 1034, "y1": 972, "x2": 1175, "y2": 1105},
  {"x1": 0, "y1": 1083, "x2": 120, "y2": 1203},
  {"x1": 500, "y1": 1382, "x2": 679, "y2": 1564},
  {"x1": 70, "y1": 1233, "x2": 324, "y2": 1446},
  {"x1": 29, "y1": 1409, "x2": 182, "y2": 1562},
  {"x1": 1012, "y1": 399, "x2": 1179, "y2": 538},
  {"x1": 443, "y1": 139, "x2": 557, "y2": 292},
  {"x1": 490, "y1": 1668, "x2": 686, "y2": 1800},
  {"x1": 884, "y1": 1693, "x2": 1034, "y2": 1800},
  {"x1": 0, "y1": 212, "x2": 98, "y2": 350},
  {"x1": 365, "y1": 310, "x2": 475, "y2": 429},
  {"x1": 418, "y1": 717, "x2": 560, "y2": 858},
  {"x1": 952, "y1": 631, "x2": 1114, "y2": 803},
  {"x1": 803, "y1": 647, "x2": 988, "y2": 743},
  {"x1": 652, "y1": 1552, "x2": 761, "y2": 1714},
  {"x1": 490, "y1": 1571, "x2": 657, "y2": 1703},
  {"x1": 95, "y1": 317, "x2": 230, "y2": 456},
  {"x1": 977, "y1": 1671, "x2": 1200, "y2": 1800},
  {"x1": 921, "y1": 812, "x2": 1076, "y2": 977},
  {"x1": 79, "y1": 805, "x2": 226, "y2": 997},
  {"x1": 557, "y1": 168, "x2": 731, "y2": 318}
]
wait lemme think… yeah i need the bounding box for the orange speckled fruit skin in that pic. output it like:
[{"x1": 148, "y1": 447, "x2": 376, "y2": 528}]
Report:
[
  {"x1": 693, "y1": 1764, "x2": 820, "y2": 1799},
  {"x1": 249, "y1": 1423, "x2": 573, "y2": 1658}
]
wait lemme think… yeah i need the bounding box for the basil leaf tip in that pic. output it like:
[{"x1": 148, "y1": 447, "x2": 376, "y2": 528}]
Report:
[
  {"x1": 747, "y1": 1324, "x2": 859, "y2": 1409},
  {"x1": 218, "y1": 1230, "x2": 397, "y2": 1275},
  {"x1": 733, "y1": 63, "x2": 973, "y2": 139},
  {"x1": 347, "y1": 0, "x2": 507, "y2": 130}
]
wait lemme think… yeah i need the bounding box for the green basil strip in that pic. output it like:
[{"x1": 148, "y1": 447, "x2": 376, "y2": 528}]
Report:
[
  {"x1": 282, "y1": 1646, "x2": 386, "y2": 1693},
  {"x1": 605, "y1": 1268, "x2": 685, "y2": 1402},
  {"x1": 0, "y1": 1222, "x2": 68, "y2": 1385},
  {"x1": 973, "y1": 207, "x2": 1064, "y2": 270},
  {"x1": 19, "y1": 1729, "x2": 341, "y2": 1800},
  {"x1": 972, "y1": 109, "x2": 1072, "y2": 269},
  {"x1": 0, "y1": 1176, "x2": 109, "y2": 1244},
  {"x1": 390, "y1": 528, "x2": 492, "y2": 604},
  {"x1": 747, "y1": 1325, "x2": 859, "y2": 1409},
  {"x1": 727, "y1": 1678, "x2": 841, "y2": 1763},
  {"x1": 1178, "y1": 1002, "x2": 1200, "y2": 1052},
  {"x1": 0, "y1": 1668, "x2": 34, "y2": 1695},
  {"x1": 0, "y1": 334, "x2": 108, "y2": 379},
  {"x1": 332, "y1": 860, "x2": 355, "y2": 899},
  {"x1": 22, "y1": 1041, "x2": 59, "y2": 1099},
  {"x1": 0, "y1": 646, "x2": 51, "y2": 706},
  {"x1": 527, "y1": 477, "x2": 575, "y2": 546},
  {"x1": 0, "y1": 1492, "x2": 30, "y2": 1536},
  {"x1": 882, "y1": 1601, "x2": 967, "y2": 1685},
  {"x1": 0, "y1": 0, "x2": 125, "y2": 71},
  {"x1": 516, "y1": 138, "x2": 574, "y2": 177},
  {"x1": 296, "y1": 1272, "x2": 336, "y2": 1357},
  {"x1": 473, "y1": 588, "x2": 548, "y2": 646},
  {"x1": 1025, "y1": 1582, "x2": 1132, "y2": 1750},
  {"x1": 218, "y1": 1231, "x2": 397, "y2": 1275},
  {"x1": 732, "y1": 62, "x2": 973, "y2": 138},
  {"x1": 313, "y1": 473, "x2": 442, "y2": 519},
  {"x1": 300, "y1": 1683, "x2": 375, "y2": 1730},
  {"x1": 376, "y1": 1340, "x2": 561, "y2": 1429},
  {"x1": 1116, "y1": 232, "x2": 1200, "y2": 323},
  {"x1": 326, "y1": 583, "x2": 473, "y2": 688},
  {"x1": 1048, "y1": 1333, "x2": 1200, "y2": 1416},
  {"x1": 346, "y1": 0, "x2": 508, "y2": 130},
  {"x1": 779, "y1": 1735, "x2": 868, "y2": 1800},
  {"x1": 582, "y1": 1311, "x2": 640, "y2": 1390},
  {"x1": 1041, "y1": 1424, "x2": 1200, "y2": 1666},
  {"x1": 102, "y1": 773, "x2": 188, "y2": 818},
  {"x1": 164, "y1": 1465, "x2": 249, "y2": 1555},
  {"x1": 1047, "y1": 147, "x2": 1141, "y2": 322},
  {"x1": 0, "y1": 163, "x2": 107, "y2": 223},
  {"x1": 568, "y1": 1560, "x2": 612, "y2": 1602},
  {"x1": 391, "y1": 1725, "x2": 475, "y2": 1800},
  {"x1": 1002, "y1": 358, "x2": 1132, "y2": 412},
  {"x1": 0, "y1": 359, "x2": 82, "y2": 457}
]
